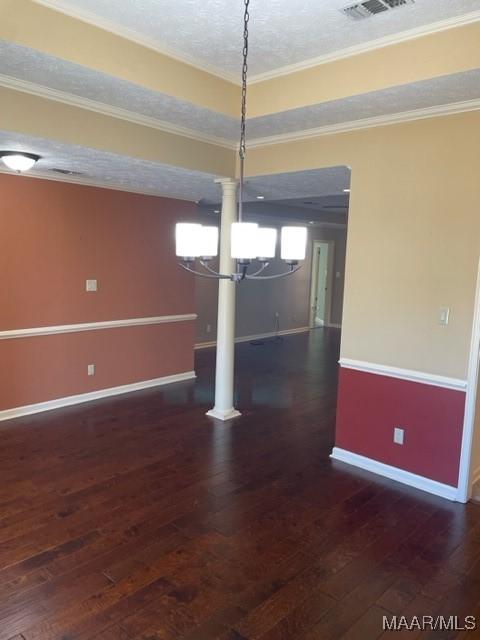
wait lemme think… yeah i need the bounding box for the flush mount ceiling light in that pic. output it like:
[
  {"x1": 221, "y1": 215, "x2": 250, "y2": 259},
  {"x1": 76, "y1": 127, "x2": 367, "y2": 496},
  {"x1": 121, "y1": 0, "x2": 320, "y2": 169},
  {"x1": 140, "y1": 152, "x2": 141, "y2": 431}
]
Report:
[
  {"x1": 175, "y1": 0, "x2": 307, "y2": 282},
  {"x1": 0, "y1": 151, "x2": 41, "y2": 173}
]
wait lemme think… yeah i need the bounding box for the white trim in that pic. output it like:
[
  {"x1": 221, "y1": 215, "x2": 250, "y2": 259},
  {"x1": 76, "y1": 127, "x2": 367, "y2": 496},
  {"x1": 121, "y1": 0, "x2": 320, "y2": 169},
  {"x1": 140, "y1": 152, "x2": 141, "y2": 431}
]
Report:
[
  {"x1": 249, "y1": 11, "x2": 480, "y2": 83},
  {"x1": 457, "y1": 258, "x2": 480, "y2": 503},
  {"x1": 0, "y1": 74, "x2": 236, "y2": 150},
  {"x1": 339, "y1": 358, "x2": 467, "y2": 392},
  {"x1": 206, "y1": 407, "x2": 242, "y2": 421},
  {"x1": 248, "y1": 99, "x2": 480, "y2": 148},
  {"x1": 30, "y1": 0, "x2": 240, "y2": 84},
  {"x1": 330, "y1": 447, "x2": 459, "y2": 502},
  {"x1": 3, "y1": 75, "x2": 480, "y2": 155},
  {"x1": 0, "y1": 167, "x2": 202, "y2": 202},
  {"x1": 194, "y1": 326, "x2": 310, "y2": 350},
  {"x1": 0, "y1": 371, "x2": 196, "y2": 422},
  {"x1": 29, "y1": 1, "x2": 480, "y2": 87},
  {"x1": 0, "y1": 314, "x2": 197, "y2": 340}
]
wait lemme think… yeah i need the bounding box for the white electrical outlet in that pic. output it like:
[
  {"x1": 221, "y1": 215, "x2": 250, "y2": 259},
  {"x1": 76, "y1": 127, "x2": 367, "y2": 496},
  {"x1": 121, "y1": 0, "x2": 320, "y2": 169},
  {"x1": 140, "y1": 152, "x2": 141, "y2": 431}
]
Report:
[
  {"x1": 86, "y1": 279, "x2": 97, "y2": 292},
  {"x1": 206, "y1": 324, "x2": 212, "y2": 334},
  {"x1": 87, "y1": 364, "x2": 95, "y2": 376},
  {"x1": 394, "y1": 427, "x2": 404, "y2": 445},
  {"x1": 438, "y1": 307, "x2": 450, "y2": 326}
]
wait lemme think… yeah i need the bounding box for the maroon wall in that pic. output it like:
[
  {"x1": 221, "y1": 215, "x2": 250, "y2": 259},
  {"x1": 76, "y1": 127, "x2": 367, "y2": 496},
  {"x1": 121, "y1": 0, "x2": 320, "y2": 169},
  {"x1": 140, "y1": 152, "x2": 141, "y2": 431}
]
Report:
[
  {"x1": 0, "y1": 174, "x2": 196, "y2": 411},
  {"x1": 335, "y1": 367, "x2": 466, "y2": 487}
]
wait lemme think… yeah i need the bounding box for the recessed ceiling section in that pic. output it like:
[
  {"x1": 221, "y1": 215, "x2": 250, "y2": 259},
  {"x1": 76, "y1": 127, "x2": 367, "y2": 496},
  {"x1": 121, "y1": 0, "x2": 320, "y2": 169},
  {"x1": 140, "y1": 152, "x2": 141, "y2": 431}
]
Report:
[
  {"x1": 0, "y1": 130, "x2": 222, "y2": 201},
  {"x1": 247, "y1": 69, "x2": 480, "y2": 139},
  {"x1": 200, "y1": 166, "x2": 351, "y2": 205},
  {"x1": 33, "y1": 0, "x2": 480, "y2": 77},
  {"x1": 0, "y1": 131, "x2": 351, "y2": 220},
  {"x1": 1, "y1": 39, "x2": 478, "y2": 146},
  {"x1": 0, "y1": 40, "x2": 238, "y2": 143},
  {"x1": 243, "y1": 166, "x2": 351, "y2": 202}
]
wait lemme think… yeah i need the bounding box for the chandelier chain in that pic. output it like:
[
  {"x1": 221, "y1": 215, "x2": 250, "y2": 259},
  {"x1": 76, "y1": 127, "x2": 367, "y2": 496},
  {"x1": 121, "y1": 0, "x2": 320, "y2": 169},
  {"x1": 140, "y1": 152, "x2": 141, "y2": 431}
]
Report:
[{"x1": 238, "y1": 0, "x2": 250, "y2": 222}]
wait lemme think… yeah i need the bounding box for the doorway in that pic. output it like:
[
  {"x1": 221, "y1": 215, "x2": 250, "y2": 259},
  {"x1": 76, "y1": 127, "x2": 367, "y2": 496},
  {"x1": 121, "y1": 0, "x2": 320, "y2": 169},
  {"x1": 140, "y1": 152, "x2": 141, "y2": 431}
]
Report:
[{"x1": 309, "y1": 240, "x2": 335, "y2": 328}]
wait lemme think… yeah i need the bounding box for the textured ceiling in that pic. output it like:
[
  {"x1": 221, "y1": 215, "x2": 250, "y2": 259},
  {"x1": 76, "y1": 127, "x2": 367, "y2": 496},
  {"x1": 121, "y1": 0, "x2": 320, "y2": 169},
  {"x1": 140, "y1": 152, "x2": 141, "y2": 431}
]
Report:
[
  {"x1": 35, "y1": 0, "x2": 480, "y2": 76},
  {"x1": 248, "y1": 69, "x2": 480, "y2": 138},
  {"x1": 0, "y1": 131, "x2": 350, "y2": 204},
  {"x1": 0, "y1": 130, "x2": 223, "y2": 201},
  {"x1": 199, "y1": 195, "x2": 349, "y2": 225},
  {"x1": 1, "y1": 41, "x2": 479, "y2": 144},
  {"x1": 0, "y1": 40, "x2": 237, "y2": 141}
]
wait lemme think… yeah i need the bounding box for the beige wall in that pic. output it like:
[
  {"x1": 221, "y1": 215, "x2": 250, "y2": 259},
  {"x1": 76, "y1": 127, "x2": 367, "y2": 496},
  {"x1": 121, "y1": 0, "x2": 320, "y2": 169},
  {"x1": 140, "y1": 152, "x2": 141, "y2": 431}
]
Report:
[
  {"x1": 195, "y1": 223, "x2": 347, "y2": 344},
  {"x1": 246, "y1": 111, "x2": 480, "y2": 380}
]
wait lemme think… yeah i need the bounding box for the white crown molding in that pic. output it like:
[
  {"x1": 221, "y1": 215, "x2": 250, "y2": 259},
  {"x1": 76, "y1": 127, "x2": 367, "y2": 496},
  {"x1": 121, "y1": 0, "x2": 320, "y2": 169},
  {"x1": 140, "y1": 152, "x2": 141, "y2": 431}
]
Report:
[
  {"x1": 248, "y1": 99, "x2": 480, "y2": 148},
  {"x1": 28, "y1": 1, "x2": 480, "y2": 88},
  {"x1": 0, "y1": 167, "x2": 207, "y2": 202},
  {"x1": 31, "y1": 0, "x2": 240, "y2": 84},
  {"x1": 0, "y1": 74, "x2": 236, "y2": 150},
  {"x1": 2, "y1": 75, "x2": 479, "y2": 156},
  {"x1": 195, "y1": 326, "x2": 310, "y2": 349},
  {"x1": 0, "y1": 314, "x2": 197, "y2": 341},
  {"x1": 249, "y1": 11, "x2": 480, "y2": 84},
  {"x1": 339, "y1": 357, "x2": 467, "y2": 392},
  {"x1": 330, "y1": 447, "x2": 459, "y2": 502},
  {"x1": 0, "y1": 370, "x2": 196, "y2": 422}
]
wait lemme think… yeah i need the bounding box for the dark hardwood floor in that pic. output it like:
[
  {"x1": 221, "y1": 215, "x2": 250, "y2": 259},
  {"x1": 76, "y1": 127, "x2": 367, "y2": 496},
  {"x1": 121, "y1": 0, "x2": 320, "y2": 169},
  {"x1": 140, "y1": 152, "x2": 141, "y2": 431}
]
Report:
[{"x1": 1, "y1": 329, "x2": 480, "y2": 640}]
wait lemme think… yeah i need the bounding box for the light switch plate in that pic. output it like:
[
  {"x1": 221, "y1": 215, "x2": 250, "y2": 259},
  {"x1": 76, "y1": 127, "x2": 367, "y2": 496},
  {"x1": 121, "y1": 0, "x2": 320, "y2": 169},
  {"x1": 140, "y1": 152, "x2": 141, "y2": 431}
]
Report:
[
  {"x1": 394, "y1": 427, "x2": 404, "y2": 445},
  {"x1": 86, "y1": 279, "x2": 97, "y2": 292},
  {"x1": 438, "y1": 306, "x2": 450, "y2": 326},
  {"x1": 87, "y1": 364, "x2": 95, "y2": 376}
]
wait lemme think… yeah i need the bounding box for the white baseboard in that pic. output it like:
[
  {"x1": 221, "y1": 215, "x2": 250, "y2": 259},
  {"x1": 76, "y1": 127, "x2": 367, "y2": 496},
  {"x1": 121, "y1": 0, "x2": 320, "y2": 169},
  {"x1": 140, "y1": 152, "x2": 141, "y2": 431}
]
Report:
[
  {"x1": 330, "y1": 447, "x2": 459, "y2": 502},
  {"x1": 195, "y1": 326, "x2": 310, "y2": 349},
  {"x1": 0, "y1": 371, "x2": 196, "y2": 422}
]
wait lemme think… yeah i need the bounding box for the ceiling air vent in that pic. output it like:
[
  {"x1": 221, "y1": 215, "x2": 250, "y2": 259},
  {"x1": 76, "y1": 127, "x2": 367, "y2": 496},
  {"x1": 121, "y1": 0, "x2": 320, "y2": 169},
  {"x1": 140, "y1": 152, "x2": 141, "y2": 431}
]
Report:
[
  {"x1": 341, "y1": 0, "x2": 414, "y2": 20},
  {"x1": 49, "y1": 168, "x2": 84, "y2": 177}
]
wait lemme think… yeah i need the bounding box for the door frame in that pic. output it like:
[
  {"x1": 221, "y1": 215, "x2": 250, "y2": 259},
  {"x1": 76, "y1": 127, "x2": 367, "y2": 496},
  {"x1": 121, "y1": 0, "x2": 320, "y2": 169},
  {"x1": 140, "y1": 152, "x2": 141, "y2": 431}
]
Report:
[
  {"x1": 457, "y1": 257, "x2": 480, "y2": 502},
  {"x1": 309, "y1": 240, "x2": 335, "y2": 329}
]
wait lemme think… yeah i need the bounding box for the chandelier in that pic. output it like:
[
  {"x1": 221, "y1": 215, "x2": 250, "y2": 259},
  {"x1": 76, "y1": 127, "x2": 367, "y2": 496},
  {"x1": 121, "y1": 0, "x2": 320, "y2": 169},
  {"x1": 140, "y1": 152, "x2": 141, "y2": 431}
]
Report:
[{"x1": 175, "y1": 0, "x2": 307, "y2": 281}]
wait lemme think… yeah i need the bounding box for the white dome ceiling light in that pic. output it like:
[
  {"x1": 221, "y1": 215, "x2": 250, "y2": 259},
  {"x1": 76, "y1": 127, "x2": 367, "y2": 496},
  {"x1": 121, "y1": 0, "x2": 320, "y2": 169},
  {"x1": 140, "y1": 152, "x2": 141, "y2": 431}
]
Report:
[{"x1": 0, "y1": 151, "x2": 41, "y2": 173}]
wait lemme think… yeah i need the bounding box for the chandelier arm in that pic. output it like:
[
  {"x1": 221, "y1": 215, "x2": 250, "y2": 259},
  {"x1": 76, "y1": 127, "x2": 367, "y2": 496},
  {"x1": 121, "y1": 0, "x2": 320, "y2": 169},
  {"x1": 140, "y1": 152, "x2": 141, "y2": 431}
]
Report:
[
  {"x1": 246, "y1": 265, "x2": 302, "y2": 280},
  {"x1": 179, "y1": 263, "x2": 232, "y2": 280},
  {"x1": 199, "y1": 260, "x2": 224, "y2": 275}
]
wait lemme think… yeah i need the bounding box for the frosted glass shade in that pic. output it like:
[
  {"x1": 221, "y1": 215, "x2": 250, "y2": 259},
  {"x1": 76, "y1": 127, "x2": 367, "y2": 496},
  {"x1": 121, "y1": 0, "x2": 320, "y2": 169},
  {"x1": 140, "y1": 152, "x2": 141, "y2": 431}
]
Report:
[
  {"x1": 231, "y1": 222, "x2": 258, "y2": 260},
  {"x1": 256, "y1": 227, "x2": 277, "y2": 259},
  {"x1": 175, "y1": 223, "x2": 202, "y2": 258},
  {"x1": 281, "y1": 226, "x2": 307, "y2": 261},
  {"x1": 1, "y1": 153, "x2": 38, "y2": 172},
  {"x1": 199, "y1": 226, "x2": 219, "y2": 258}
]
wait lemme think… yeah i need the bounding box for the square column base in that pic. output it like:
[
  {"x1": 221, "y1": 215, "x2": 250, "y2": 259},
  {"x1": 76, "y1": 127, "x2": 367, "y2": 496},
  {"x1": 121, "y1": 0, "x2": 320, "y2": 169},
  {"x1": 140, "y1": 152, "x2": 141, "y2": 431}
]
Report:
[{"x1": 206, "y1": 407, "x2": 242, "y2": 421}]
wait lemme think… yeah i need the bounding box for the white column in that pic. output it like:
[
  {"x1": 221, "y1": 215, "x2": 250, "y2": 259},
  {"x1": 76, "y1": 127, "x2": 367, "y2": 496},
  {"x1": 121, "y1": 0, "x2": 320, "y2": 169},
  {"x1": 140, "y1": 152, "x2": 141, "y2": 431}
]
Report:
[{"x1": 206, "y1": 178, "x2": 241, "y2": 421}]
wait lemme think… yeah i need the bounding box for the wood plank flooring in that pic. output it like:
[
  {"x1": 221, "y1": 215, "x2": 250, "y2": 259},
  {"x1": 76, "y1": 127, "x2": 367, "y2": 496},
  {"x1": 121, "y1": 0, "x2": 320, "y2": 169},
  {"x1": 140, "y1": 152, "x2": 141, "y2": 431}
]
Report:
[{"x1": 1, "y1": 329, "x2": 480, "y2": 639}]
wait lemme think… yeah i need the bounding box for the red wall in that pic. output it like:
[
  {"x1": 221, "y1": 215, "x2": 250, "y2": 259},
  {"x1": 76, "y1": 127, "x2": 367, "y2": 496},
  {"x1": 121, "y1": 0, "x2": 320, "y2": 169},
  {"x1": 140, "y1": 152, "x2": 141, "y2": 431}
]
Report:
[
  {"x1": 335, "y1": 367, "x2": 466, "y2": 487},
  {"x1": 0, "y1": 174, "x2": 196, "y2": 411}
]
